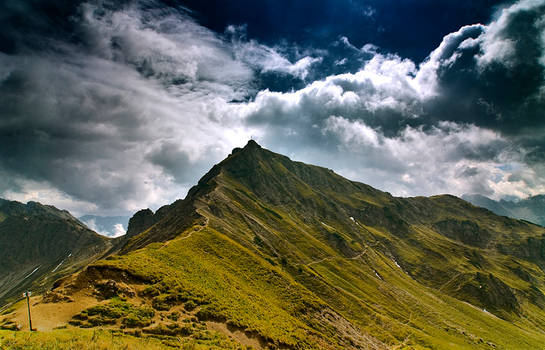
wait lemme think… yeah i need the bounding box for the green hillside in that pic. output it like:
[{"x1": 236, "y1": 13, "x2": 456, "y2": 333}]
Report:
[{"x1": 3, "y1": 140, "x2": 545, "y2": 349}]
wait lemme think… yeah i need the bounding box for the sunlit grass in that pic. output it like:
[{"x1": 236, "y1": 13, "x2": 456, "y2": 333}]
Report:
[{"x1": 0, "y1": 328, "x2": 245, "y2": 350}]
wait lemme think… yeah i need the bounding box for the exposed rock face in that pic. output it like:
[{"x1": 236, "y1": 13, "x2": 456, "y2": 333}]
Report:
[
  {"x1": 433, "y1": 219, "x2": 491, "y2": 247},
  {"x1": 125, "y1": 203, "x2": 177, "y2": 241},
  {"x1": 443, "y1": 272, "x2": 521, "y2": 317},
  {"x1": 126, "y1": 209, "x2": 155, "y2": 238},
  {"x1": 42, "y1": 291, "x2": 74, "y2": 303},
  {"x1": 93, "y1": 279, "x2": 135, "y2": 300}
]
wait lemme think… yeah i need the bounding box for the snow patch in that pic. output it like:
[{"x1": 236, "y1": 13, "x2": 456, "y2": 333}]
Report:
[
  {"x1": 23, "y1": 266, "x2": 40, "y2": 281},
  {"x1": 320, "y1": 221, "x2": 334, "y2": 230},
  {"x1": 52, "y1": 252, "x2": 72, "y2": 273},
  {"x1": 52, "y1": 261, "x2": 64, "y2": 273},
  {"x1": 349, "y1": 216, "x2": 361, "y2": 226}
]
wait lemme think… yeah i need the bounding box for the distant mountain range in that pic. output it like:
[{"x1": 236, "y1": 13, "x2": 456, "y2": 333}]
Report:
[
  {"x1": 2, "y1": 141, "x2": 545, "y2": 349},
  {"x1": 462, "y1": 194, "x2": 545, "y2": 227},
  {"x1": 79, "y1": 215, "x2": 130, "y2": 237}
]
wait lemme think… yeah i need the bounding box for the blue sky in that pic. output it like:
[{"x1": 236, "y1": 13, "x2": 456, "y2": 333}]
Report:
[
  {"x1": 181, "y1": 0, "x2": 506, "y2": 61},
  {"x1": 0, "y1": 0, "x2": 544, "y2": 218}
]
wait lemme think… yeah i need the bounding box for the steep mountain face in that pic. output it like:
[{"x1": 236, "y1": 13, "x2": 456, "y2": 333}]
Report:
[
  {"x1": 7, "y1": 141, "x2": 545, "y2": 349},
  {"x1": 463, "y1": 193, "x2": 545, "y2": 227},
  {"x1": 0, "y1": 199, "x2": 114, "y2": 306},
  {"x1": 125, "y1": 209, "x2": 155, "y2": 237},
  {"x1": 124, "y1": 204, "x2": 174, "y2": 239}
]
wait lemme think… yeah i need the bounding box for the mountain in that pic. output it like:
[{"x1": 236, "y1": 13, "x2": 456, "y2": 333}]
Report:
[
  {"x1": 3, "y1": 140, "x2": 545, "y2": 349},
  {"x1": 125, "y1": 205, "x2": 173, "y2": 239},
  {"x1": 0, "y1": 199, "x2": 114, "y2": 306},
  {"x1": 79, "y1": 215, "x2": 130, "y2": 237},
  {"x1": 463, "y1": 193, "x2": 545, "y2": 227}
]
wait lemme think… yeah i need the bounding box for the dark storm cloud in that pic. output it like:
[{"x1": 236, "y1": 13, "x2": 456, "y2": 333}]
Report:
[
  {"x1": 0, "y1": 54, "x2": 157, "y2": 211},
  {"x1": 0, "y1": 0, "x2": 544, "y2": 217},
  {"x1": 427, "y1": 3, "x2": 545, "y2": 130},
  {"x1": 0, "y1": 0, "x2": 79, "y2": 53},
  {"x1": 0, "y1": 0, "x2": 251, "y2": 214},
  {"x1": 146, "y1": 142, "x2": 198, "y2": 184},
  {"x1": 0, "y1": 0, "x2": 323, "y2": 214},
  {"x1": 421, "y1": 1, "x2": 545, "y2": 163},
  {"x1": 460, "y1": 167, "x2": 480, "y2": 178}
]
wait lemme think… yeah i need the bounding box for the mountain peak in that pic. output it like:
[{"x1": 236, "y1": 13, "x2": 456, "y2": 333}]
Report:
[
  {"x1": 230, "y1": 139, "x2": 262, "y2": 156},
  {"x1": 244, "y1": 139, "x2": 261, "y2": 149}
]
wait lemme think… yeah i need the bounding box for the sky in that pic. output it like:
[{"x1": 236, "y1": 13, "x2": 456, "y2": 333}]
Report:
[{"x1": 1, "y1": 0, "x2": 544, "y2": 222}]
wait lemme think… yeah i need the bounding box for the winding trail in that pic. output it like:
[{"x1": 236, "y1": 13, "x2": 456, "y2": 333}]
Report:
[
  {"x1": 307, "y1": 256, "x2": 334, "y2": 266},
  {"x1": 181, "y1": 216, "x2": 210, "y2": 240},
  {"x1": 303, "y1": 249, "x2": 368, "y2": 267},
  {"x1": 159, "y1": 216, "x2": 209, "y2": 249},
  {"x1": 349, "y1": 250, "x2": 367, "y2": 260}
]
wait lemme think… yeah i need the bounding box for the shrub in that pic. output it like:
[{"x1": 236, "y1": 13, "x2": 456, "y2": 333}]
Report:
[
  {"x1": 167, "y1": 311, "x2": 180, "y2": 321},
  {"x1": 184, "y1": 300, "x2": 197, "y2": 311},
  {"x1": 152, "y1": 294, "x2": 177, "y2": 311},
  {"x1": 71, "y1": 298, "x2": 154, "y2": 328},
  {"x1": 122, "y1": 314, "x2": 152, "y2": 328}
]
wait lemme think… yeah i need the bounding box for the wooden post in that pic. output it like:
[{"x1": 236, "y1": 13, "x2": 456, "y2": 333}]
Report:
[{"x1": 24, "y1": 291, "x2": 32, "y2": 331}]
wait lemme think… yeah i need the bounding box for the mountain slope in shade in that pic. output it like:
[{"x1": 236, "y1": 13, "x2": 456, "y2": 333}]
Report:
[
  {"x1": 0, "y1": 199, "x2": 114, "y2": 306},
  {"x1": 4, "y1": 141, "x2": 545, "y2": 349},
  {"x1": 463, "y1": 193, "x2": 545, "y2": 227}
]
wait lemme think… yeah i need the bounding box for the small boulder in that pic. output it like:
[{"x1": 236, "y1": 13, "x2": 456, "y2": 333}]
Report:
[{"x1": 94, "y1": 279, "x2": 135, "y2": 299}]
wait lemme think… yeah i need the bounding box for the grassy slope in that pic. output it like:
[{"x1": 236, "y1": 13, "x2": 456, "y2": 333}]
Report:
[
  {"x1": 98, "y1": 223, "x2": 545, "y2": 349},
  {"x1": 6, "y1": 141, "x2": 545, "y2": 349},
  {"x1": 99, "y1": 227, "x2": 362, "y2": 349},
  {"x1": 0, "y1": 329, "x2": 244, "y2": 350}
]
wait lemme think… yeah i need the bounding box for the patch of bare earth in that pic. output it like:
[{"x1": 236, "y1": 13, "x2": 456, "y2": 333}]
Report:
[
  {"x1": 4, "y1": 291, "x2": 99, "y2": 331},
  {"x1": 0, "y1": 266, "x2": 148, "y2": 332},
  {"x1": 207, "y1": 320, "x2": 265, "y2": 350},
  {"x1": 314, "y1": 308, "x2": 389, "y2": 350}
]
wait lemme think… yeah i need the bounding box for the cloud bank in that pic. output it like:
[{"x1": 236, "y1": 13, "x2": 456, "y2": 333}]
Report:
[{"x1": 0, "y1": 0, "x2": 544, "y2": 219}]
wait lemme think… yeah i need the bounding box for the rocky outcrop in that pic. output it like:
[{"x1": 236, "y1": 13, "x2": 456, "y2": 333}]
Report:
[
  {"x1": 126, "y1": 209, "x2": 155, "y2": 238},
  {"x1": 433, "y1": 219, "x2": 491, "y2": 247}
]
